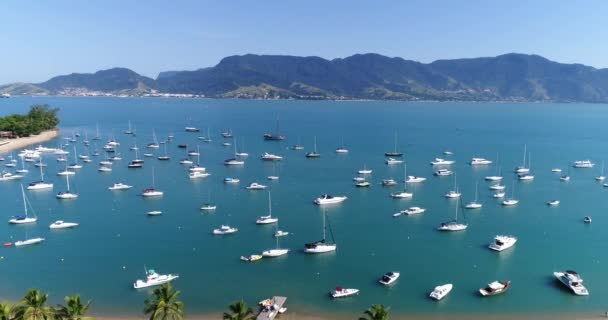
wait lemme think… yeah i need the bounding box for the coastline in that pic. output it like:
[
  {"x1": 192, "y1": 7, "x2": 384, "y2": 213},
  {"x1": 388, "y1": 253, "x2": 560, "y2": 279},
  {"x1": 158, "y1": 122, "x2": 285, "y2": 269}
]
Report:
[{"x1": 0, "y1": 129, "x2": 58, "y2": 154}]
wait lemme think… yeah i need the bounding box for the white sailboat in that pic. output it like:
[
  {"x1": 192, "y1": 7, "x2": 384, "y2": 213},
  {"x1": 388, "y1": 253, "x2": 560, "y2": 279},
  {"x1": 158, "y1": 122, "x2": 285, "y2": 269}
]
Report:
[
  {"x1": 10, "y1": 185, "x2": 38, "y2": 224},
  {"x1": 142, "y1": 167, "x2": 163, "y2": 197},
  {"x1": 502, "y1": 181, "x2": 519, "y2": 206},
  {"x1": 26, "y1": 164, "x2": 53, "y2": 190},
  {"x1": 56, "y1": 174, "x2": 78, "y2": 199},
  {"x1": 385, "y1": 132, "x2": 403, "y2": 157},
  {"x1": 147, "y1": 130, "x2": 160, "y2": 149},
  {"x1": 234, "y1": 139, "x2": 249, "y2": 157},
  {"x1": 200, "y1": 191, "x2": 217, "y2": 211},
  {"x1": 515, "y1": 145, "x2": 529, "y2": 173},
  {"x1": 67, "y1": 145, "x2": 82, "y2": 169},
  {"x1": 256, "y1": 191, "x2": 278, "y2": 224},
  {"x1": 304, "y1": 208, "x2": 337, "y2": 253},
  {"x1": 225, "y1": 142, "x2": 245, "y2": 165},
  {"x1": 124, "y1": 120, "x2": 134, "y2": 135},
  {"x1": 305, "y1": 136, "x2": 320, "y2": 158},
  {"x1": 465, "y1": 182, "x2": 482, "y2": 209},
  {"x1": 595, "y1": 160, "x2": 605, "y2": 181},
  {"x1": 335, "y1": 137, "x2": 349, "y2": 153},
  {"x1": 444, "y1": 173, "x2": 461, "y2": 198},
  {"x1": 262, "y1": 225, "x2": 289, "y2": 257},
  {"x1": 437, "y1": 198, "x2": 468, "y2": 231},
  {"x1": 391, "y1": 164, "x2": 413, "y2": 198},
  {"x1": 16, "y1": 156, "x2": 28, "y2": 174}
]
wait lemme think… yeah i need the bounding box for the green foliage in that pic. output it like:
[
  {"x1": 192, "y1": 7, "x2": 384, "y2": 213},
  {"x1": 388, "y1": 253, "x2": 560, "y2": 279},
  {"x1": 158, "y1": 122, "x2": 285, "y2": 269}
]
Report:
[
  {"x1": 0, "y1": 302, "x2": 11, "y2": 320},
  {"x1": 55, "y1": 295, "x2": 92, "y2": 320},
  {"x1": 0, "y1": 104, "x2": 59, "y2": 136},
  {"x1": 222, "y1": 300, "x2": 254, "y2": 320},
  {"x1": 143, "y1": 283, "x2": 185, "y2": 320},
  {"x1": 12, "y1": 289, "x2": 55, "y2": 320},
  {"x1": 359, "y1": 304, "x2": 390, "y2": 320}
]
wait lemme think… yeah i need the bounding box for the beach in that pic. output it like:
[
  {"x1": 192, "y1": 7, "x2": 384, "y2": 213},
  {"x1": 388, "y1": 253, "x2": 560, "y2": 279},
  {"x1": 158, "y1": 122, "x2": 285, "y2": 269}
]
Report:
[{"x1": 0, "y1": 129, "x2": 58, "y2": 154}]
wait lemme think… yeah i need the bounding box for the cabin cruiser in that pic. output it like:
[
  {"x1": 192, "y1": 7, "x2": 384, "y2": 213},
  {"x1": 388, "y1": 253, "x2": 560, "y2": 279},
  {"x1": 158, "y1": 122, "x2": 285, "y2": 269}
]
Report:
[
  {"x1": 246, "y1": 182, "x2": 268, "y2": 190},
  {"x1": 261, "y1": 153, "x2": 283, "y2": 161},
  {"x1": 385, "y1": 158, "x2": 403, "y2": 165},
  {"x1": 391, "y1": 191, "x2": 413, "y2": 198},
  {"x1": 223, "y1": 177, "x2": 240, "y2": 184},
  {"x1": 14, "y1": 238, "x2": 45, "y2": 247},
  {"x1": 314, "y1": 194, "x2": 347, "y2": 205},
  {"x1": 479, "y1": 281, "x2": 511, "y2": 296},
  {"x1": 213, "y1": 225, "x2": 238, "y2": 235},
  {"x1": 444, "y1": 190, "x2": 461, "y2": 198},
  {"x1": 573, "y1": 160, "x2": 594, "y2": 168},
  {"x1": 378, "y1": 272, "x2": 400, "y2": 286},
  {"x1": 488, "y1": 235, "x2": 517, "y2": 251},
  {"x1": 330, "y1": 287, "x2": 359, "y2": 298},
  {"x1": 470, "y1": 158, "x2": 492, "y2": 165},
  {"x1": 133, "y1": 268, "x2": 179, "y2": 289},
  {"x1": 382, "y1": 179, "x2": 397, "y2": 186},
  {"x1": 430, "y1": 158, "x2": 455, "y2": 165},
  {"x1": 224, "y1": 158, "x2": 244, "y2": 165},
  {"x1": 434, "y1": 169, "x2": 453, "y2": 176},
  {"x1": 189, "y1": 171, "x2": 210, "y2": 179},
  {"x1": 109, "y1": 183, "x2": 132, "y2": 190},
  {"x1": 547, "y1": 200, "x2": 560, "y2": 206},
  {"x1": 429, "y1": 284, "x2": 453, "y2": 301},
  {"x1": 553, "y1": 270, "x2": 589, "y2": 295},
  {"x1": 406, "y1": 176, "x2": 427, "y2": 183},
  {"x1": 49, "y1": 220, "x2": 79, "y2": 229}
]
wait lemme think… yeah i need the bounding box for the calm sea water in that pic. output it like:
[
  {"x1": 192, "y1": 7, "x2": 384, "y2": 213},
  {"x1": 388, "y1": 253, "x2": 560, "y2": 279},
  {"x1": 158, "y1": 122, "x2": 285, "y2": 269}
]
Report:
[{"x1": 0, "y1": 97, "x2": 608, "y2": 317}]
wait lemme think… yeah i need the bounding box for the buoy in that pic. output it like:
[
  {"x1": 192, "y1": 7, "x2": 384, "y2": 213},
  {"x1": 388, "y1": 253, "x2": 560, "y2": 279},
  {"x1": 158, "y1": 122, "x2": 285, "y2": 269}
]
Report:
[{"x1": 122, "y1": 265, "x2": 126, "y2": 269}]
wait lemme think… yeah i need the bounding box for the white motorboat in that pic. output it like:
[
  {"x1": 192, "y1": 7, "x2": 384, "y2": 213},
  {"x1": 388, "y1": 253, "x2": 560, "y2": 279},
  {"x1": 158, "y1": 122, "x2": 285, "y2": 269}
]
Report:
[
  {"x1": 573, "y1": 160, "x2": 594, "y2": 168},
  {"x1": 547, "y1": 200, "x2": 560, "y2": 206},
  {"x1": 438, "y1": 198, "x2": 467, "y2": 231},
  {"x1": 355, "y1": 181, "x2": 370, "y2": 187},
  {"x1": 584, "y1": 216, "x2": 592, "y2": 223},
  {"x1": 385, "y1": 158, "x2": 403, "y2": 165},
  {"x1": 10, "y1": 185, "x2": 38, "y2": 224},
  {"x1": 391, "y1": 164, "x2": 412, "y2": 198},
  {"x1": 246, "y1": 182, "x2": 268, "y2": 190},
  {"x1": 147, "y1": 211, "x2": 162, "y2": 216},
  {"x1": 256, "y1": 192, "x2": 278, "y2": 224},
  {"x1": 382, "y1": 179, "x2": 397, "y2": 186},
  {"x1": 378, "y1": 272, "x2": 400, "y2": 286},
  {"x1": 314, "y1": 194, "x2": 347, "y2": 205},
  {"x1": 552, "y1": 168, "x2": 562, "y2": 172},
  {"x1": 109, "y1": 183, "x2": 132, "y2": 190},
  {"x1": 223, "y1": 177, "x2": 240, "y2": 184},
  {"x1": 488, "y1": 235, "x2": 517, "y2": 251},
  {"x1": 189, "y1": 171, "x2": 210, "y2": 179},
  {"x1": 98, "y1": 166, "x2": 112, "y2": 172},
  {"x1": 430, "y1": 158, "x2": 455, "y2": 165},
  {"x1": 213, "y1": 225, "x2": 238, "y2": 235},
  {"x1": 489, "y1": 184, "x2": 505, "y2": 190},
  {"x1": 274, "y1": 230, "x2": 289, "y2": 237},
  {"x1": 27, "y1": 165, "x2": 53, "y2": 190},
  {"x1": 0, "y1": 171, "x2": 23, "y2": 181},
  {"x1": 305, "y1": 208, "x2": 337, "y2": 254},
  {"x1": 470, "y1": 158, "x2": 492, "y2": 165},
  {"x1": 330, "y1": 287, "x2": 359, "y2": 298},
  {"x1": 429, "y1": 284, "x2": 453, "y2": 301},
  {"x1": 133, "y1": 268, "x2": 179, "y2": 289},
  {"x1": 465, "y1": 182, "x2": 482, "y2": 209},
  {"x1": 261, "y1": 153, "x2": 283, "y2": 161},
  {"x1": 434, "y1": 169, "x2": 453, "y2": 176},
  {"x1": 402, "y1": 207, "x2": 426, "y2": 215},
  {"x1": 553, "y1": 271, "x2": 589, "y2": 296},
  {"x1": 261, "y1": 248, "x2": 289, "y2": 257},
  {"x1": 406, "y1": 176, "x2": 426, "y2": 183},
  {"x1": 493, "y1": 192, "x2": 506, "y2": 198},
  {"x1": 14, "y1": 237, "x2": 45, "y2": 247},
  {"x1": 49, "y1": 220, "x2": 79, "y2": 229},
  {"x1": 479, "y1": 281, "x2": 511, "y2": 296},
  {"x1": 444, "y1": 190, "x2": 461, "y2": 198}
]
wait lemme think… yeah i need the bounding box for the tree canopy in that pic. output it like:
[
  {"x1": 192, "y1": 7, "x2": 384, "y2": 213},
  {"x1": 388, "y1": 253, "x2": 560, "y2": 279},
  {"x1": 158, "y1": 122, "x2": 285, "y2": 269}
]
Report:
[{"x1": 0, "y1": 104, "x2": 59, "y2": 137}]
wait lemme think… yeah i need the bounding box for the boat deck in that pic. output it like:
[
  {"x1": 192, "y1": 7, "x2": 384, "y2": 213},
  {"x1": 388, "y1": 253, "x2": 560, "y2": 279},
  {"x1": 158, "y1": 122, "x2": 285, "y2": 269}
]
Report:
[{"x1": 256, "y1": 296, "x2": 287, "y2": 320}]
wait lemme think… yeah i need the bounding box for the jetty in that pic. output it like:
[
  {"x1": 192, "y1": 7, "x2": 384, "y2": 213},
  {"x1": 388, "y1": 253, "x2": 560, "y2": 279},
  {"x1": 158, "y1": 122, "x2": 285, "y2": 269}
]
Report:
[{"x1": 256, "y1": 296, "x2": 287, "y2": 320}]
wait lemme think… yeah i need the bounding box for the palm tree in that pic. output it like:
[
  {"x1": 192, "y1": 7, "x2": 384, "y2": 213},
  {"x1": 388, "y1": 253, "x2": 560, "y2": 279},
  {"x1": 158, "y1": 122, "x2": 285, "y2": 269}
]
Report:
[
  {"x1": 56, "y1": 295, "x2": 92, "y2": 320},
  {"x1": 12, "y1": 289, "x2": 55, "y2": 320},
  {"x1": 0, "y1": 302, "x2": 11, "y2": 320},
  {"x1": 143, "y1": 283, "x2": 185, "y2": 320},
  {"x1": 359, "y1": 304, "x2": 390, "y2": 320},
  {"x1": 222, "y1": 300, "x2": 254, "y2": 320}
]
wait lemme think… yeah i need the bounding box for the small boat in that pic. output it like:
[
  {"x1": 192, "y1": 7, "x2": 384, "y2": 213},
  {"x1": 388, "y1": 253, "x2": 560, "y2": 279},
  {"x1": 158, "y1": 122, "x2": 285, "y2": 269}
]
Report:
[
  {"x1": 488, "y1": 235, "x2": 517, "y2": 251},
  {"x1": 147, "y1": 211, "x2": 162, "y2": 216},
  {"x1": 552, "y1": 168, "x2": 562, "y2": 172},
  {"x1": 305, "y1": 136, "x2": 321, "y2": 158},
  {"x1": 385, "y1": 158, "x2": 403, "y2": 165},
  {"x1": 465, "y1": 182, "x2": 482, "y2": 209},
  {"x1": 143, "y1": 153, "x2": 154, "y2": 157},
  {"x1": 479, "y1": 281, "x2": 511, "y2": 296},
  {"x1": 355, "y1": 181, "x2": 370, "y2": 188},
  {"x1": 274, "y1": 230, "x2": 289, "y2": 237},
  {"x1": 330, "y1": 287, "x2": 359, "y2": 298},
  {"x1": 10, "y1": 185, "x2": 38, "y2": 224},
  {"x1": 305, "y1": 208, "x2": 337, "y2": 254},
  {"x1": 560, "y1": 175, "x2": 571, "y2": 181},
  {"x1": 429, "y1": 284, "x2": 453, "y2": 301},
  {"x1": 493, "y1": 192, "x2": 506, "y2": 198},
  {"x1": 547, "y1": 200, "x2": 560, "y2": 206},
  {"x1": 256, "y1": 192, "x2": 278, "y2": 224},
  {"x1": 430, "y1": 158, "x2": 455, "y2": 165},
  {"x1": 246, "y1": 182, "x2": 268, "y2": 190},
  {"x1": 438, "y1": 198, "x2": 467, "y2": 231},
  {"x1": 444, "y1": 190, "x2": 461, "y2": 198},
  {"x1": 222, "y1": 142, "x2": 232, "y2": 146},
  {"x1": 261, "y1": 153, "x2": 283, "y2": 161},
  {"x1": 133, "y1": 268, "x2": 179, "y2": 289},
  {"x1": 49, "y1": 220, "x2": 79, "y2": 229},
  {"x1": 98, "y1": 166, "x2": 112, "y2": 172},
  {"x1": 213, "y1": 225, "x2": 238, "y2": 235},
  {"x1": 189, "y1": 171, "x2": 210, "y2": 179},
  {"x1": 314, "y1": 194, "x2": 347, "y2": 205},
  {"x1": 14, "y1": 237, "x2": 45, "y2": 247},
  {"x1": 382, "y1": 179, "x2": 397, "y2": 186},
  {"x1": 127, "y1": 161, "x2": 143, "y2": 168},
  {"x1": 518, "y1": 174, "x2": 534, "y2": 181},
  {"x1": 553, "y1": 270, "x2": 589, "y2": 295},
  {"x1": 200, "y1": 203, "x2": 217, "y2": 211},
  {"x1": 470, "y1": 158, "x2": 492, "y2": 165},
  {"x1": 263, "y1": 117, "x2": 285, "y2": 140},
  {"x1": 406, "y1": 176, "x2": 426, "y2": 183},
  {"x1": 240, "y1": 254, "x2": 263, "y2": 262},
  {"x1": 434, "y1": 169, "x2": 453, "y2": 176},
  {"x1": 223, "y1": 177, "x2": 240, "y2": 184},
  {"x1": 378, "y1": 272, "x2": 400, "y2": 286},
  {"x1": 584, "y1": 216, "x2": 592, "y2": 223},
  {"x1": 402, "y1": 207, "x2": 426, "y2": 215},
  {"x1": 573, "y1": 160, "x2": 594, "y2": 168},
  {"x1": 385, "y1": 132, "x2": 403, "y2": 157},
  {"x1": 189, "y1": 165, "x2": 206, "y2": 172}
]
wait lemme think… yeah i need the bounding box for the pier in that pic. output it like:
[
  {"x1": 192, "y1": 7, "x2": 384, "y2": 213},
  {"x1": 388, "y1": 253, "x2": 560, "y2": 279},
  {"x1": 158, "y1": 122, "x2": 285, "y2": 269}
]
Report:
[{"x1": 256, "y1": 296, "x2": 287, "y2": 320}]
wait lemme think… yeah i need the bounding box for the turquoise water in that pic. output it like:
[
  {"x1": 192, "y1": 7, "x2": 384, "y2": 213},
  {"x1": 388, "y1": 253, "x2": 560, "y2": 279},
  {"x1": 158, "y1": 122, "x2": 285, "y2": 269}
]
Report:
[{"x1": 1, "y1": 97, "x2": 608, "y2": 317}]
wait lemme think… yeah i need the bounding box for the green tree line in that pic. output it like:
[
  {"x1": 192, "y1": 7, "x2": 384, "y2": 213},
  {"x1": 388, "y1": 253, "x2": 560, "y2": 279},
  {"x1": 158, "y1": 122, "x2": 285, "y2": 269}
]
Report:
[{"x1": 0, "y1": 104, "x2": 59, "y2": 137}]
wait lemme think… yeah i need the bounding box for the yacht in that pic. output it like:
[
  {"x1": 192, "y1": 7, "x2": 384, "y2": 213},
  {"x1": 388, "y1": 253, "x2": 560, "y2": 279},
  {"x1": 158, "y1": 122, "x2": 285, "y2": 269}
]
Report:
[
  {"x1": 430, "y1": 158, "x2": 454, "y2": 165},
  {"x1": 470, "y1": 158, "x2": 492, "y2": 165},
  {"x1": 385, "y1": 158, "x2": 403, "y2": 165},
  {"x1": 49, "y1": 221, "x2": 79, "y2": 229},
  {"x1": 0, "y1": 171, "x2": 23, "y2": 181},
  {"x1": 584, "y1": 216, "x2": 592, "y2": 223},
  {"x1": 406, "y1": 176, "x2": 427, "y2": 183},
  {"x1": 14, "y1": 238, "x2": 45, "y2": 247},
  {"x1": 378, "y1": 272, "x2": 400, "y2": 286},
  {"x1": 109, "y1": 183, "x2": 133, "y2": 190},
  {"x1": 213, "y1": 225, "x2": 238, "y2": 235},
  {"x1": 429, "y1": 284, "x2": 453, "y2": 301},
  {"x1": 547, "y1": 200, "x2": 560, "y2": 206},
  {"x1": 133, "y1": 268, "x2": 179, "y2": 289},
  {"x1": 382, "y1": 179, "x2": 397, "y2": 186},
  {"x1": 330, "y1": 287, "x2": 359, "y2": 298},
  {"x1": 189, "y1": 171, "x2": 210, "y2": 179},
  {"x1": 305, "y1": 136, "x2": 321, "y2": 158},
  {"x1": 10, "y1": 185, "x2": 38, "y2": 224},
  {"x1": 553, "y1": 270, "x2": 589, "y2": 295},
  {"x1": 391, "y1": 164, "x2": 412, "y2": 198},
  {"x1": 434, "y1": 169, "x2": 453, "y2": 176},
  {"x1": 573, "y1": 160, "x2": 594, "y2": 168},
  {"x1": 261, "y1": 153, "x2": 283, "y2": 161},
  {"x1": 437, "y1": 198, "x2": 467, "y2": 231},
  {"x1": 488, "y1": 235, "x2": 517, "y2": 251},
  {"x1": 256, "y1": 192, "x2": 278, "y2": 224},
  {"x1": 385, "y1": 132, "x2": 403, "y2": 157},
  {"x1": 223, "y1": 177, "x2": 240, "y2": 184},
  {"x1": 314, "y1": 194, "x2": 347, "y2": 205},
  {"x1": 142, "y1": 167, "x2": 163, "y2": 197},
  {"x1": 27, "y1": 166, "x2": 53, "y2": 190},
  {"x1": 246, "y1": 182, "x2": 268, "y2": 190},
  {"x1": 479, "y1": 281, "x2": 511, "y2": 296},
  {"x1": 305, "y1": 208, "x2": 337, "y2": 254}
]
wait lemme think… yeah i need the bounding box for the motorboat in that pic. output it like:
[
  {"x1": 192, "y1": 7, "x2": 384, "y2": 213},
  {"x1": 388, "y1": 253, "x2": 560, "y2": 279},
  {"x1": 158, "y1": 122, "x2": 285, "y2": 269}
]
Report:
[
  {"x1": 213, "y1": 225, "x2": 238, "y2": 235},
  {"x1": 493, "y1": 192, "x2": 506, "y2": 198},
  {"x1": 429, "y1": 284, "x2": 453, "y2": 301},
  {"x1": 584, "y1": 216, "x2": 592, "y2": 223},
  {"x1": 470, "y1": 158, "x2": 492, "y2": 165},
  {"x1": 49, "y1": 221, "x2": 79, "y2": 229},
  {"x1": 0, "y1": 171, "x2": 24, "y2": 181},
  {"x1": 262, "y1": 248, "x2": 289, "y2": 257},
  {"x1": 488, "y1": 235, "x2": 517, "y2": 251},
  {"x1": 430, "y1": 158, "x2": 454, "y2": 165},
  {"x1": 444, "y1": 190, "x2": 461, "y2": 198},
  {"x1": 223, "y1": 177, "x2": 240, "y2": 184},
  {"x1": 224, "y1": 158, "x2": 244, "y2": 165},
  {"x1": 314, "y1": 194, "x2": 347, "y2": 205},
  {"x1": 489, "y1": 184, "x2": 505, "y2": 190},
  {"x1": 378, "y1": 272, "x2": 400, "y2": 286},
  {"x1": 14, "y1": 237, "x2": 45, "y2": 247},
  {"x1": 385, "y1": 158, "x2": 403, "y2": 165},
  {"x1": 553, "y1": 271, "x2": 589, "y2": 295},
  {"x1": 573, "y1": 160, "x2": 594, "y2": 168},
  {"x1": 403, "y1": 207, "x2": 426, "y2": 215},
  {"x1": 189, "y1": 171, "x2": 210, "y2": 179},
  {"x1": 382, "y1": 179, "x2": 397, "y2": 186},
  {"x1": 560, "y1": 175, "x2": 570, "y2": 181},
  {"x1": 98, "y1": 166, "x2": 112, "y2": 172},
  {"x1": 240, "y1": 254, "x2": 263, "y2": 262},
  {"x1": 330, "y1": 287, "x2": 359, "y2": 298},
  {"x1": 406, "y1": 176, "x2": 426, "y2": 183},
  {"x1": 355, "y1": 181, "x2": 370, "y2": 188},
  {"x1": 502, "y1": 199, "x2": 519, "y2": 206},
  {"x1": 547, "y1": 200, "x2": 560, "y2": 206},
  {"x1": 479, "y1": 281, "x2": 511, "y2": 296},
  {"x1": 261, "y1": 153, "x2": 283, "y2": 161},
  {"x1": 434, "y1": 169, "x2": 453, "y2": 176},
  {"x1": 147, "y1": 211, "x2": 162, "y2": 216},
  {"x1": 133, "y1": 268, "x2": 179, "y2": 289},
  {"x1": 200, "y1": 203, "x2": 217, "y2": 211},
  {"x1": 246, "y1": 182, "x2": 268, "y2": 190},
  {"x1": 274, "y1": 230, "x2": 289, "y2": 237},
  {"x1": 391, "y1": 191, "x2": 412, "y2": 198}
]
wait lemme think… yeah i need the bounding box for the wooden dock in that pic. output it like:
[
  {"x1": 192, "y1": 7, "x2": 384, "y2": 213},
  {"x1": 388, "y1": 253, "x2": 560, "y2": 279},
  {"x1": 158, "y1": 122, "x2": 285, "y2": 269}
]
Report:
[{"x1": 256, "y1": 296, "x2": 287, "y2": 320}]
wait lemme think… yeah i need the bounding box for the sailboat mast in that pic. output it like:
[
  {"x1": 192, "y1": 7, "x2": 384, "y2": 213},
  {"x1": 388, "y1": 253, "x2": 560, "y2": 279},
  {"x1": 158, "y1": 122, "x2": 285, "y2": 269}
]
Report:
[
  {"x1": 40, "y1": 162, "x2": 44, "y2": 181},
  {"x1": 314, "y1": 136, "x2": 317, "y2": 153},
  {"x1": 21, "y1": 185, "x2": 27, "y2": 217},
  {"x1": 152, "y1": 167, "x2": 156, "y2": 188},
  {"x1": 522, "y1": 144, "x2": 527, "y2": 167},
  {"x1": 66, "y1": 174, "x2": 70, "y2": 192},
  {"x1": 403, "y1": 164, "x2": 407, "y2": 191},
  {"x1": 268, "y1": 191, "x2": 272, "y2": 217},
  {"x1": 322, "y1": 208, "x2": 326, "y2": 240},
  {"x1": 394, "y1": 132, "x2": 398, "y2": 152},
  {"x1": 454, "y1": 197, "x2": 459, "y2": 220}
]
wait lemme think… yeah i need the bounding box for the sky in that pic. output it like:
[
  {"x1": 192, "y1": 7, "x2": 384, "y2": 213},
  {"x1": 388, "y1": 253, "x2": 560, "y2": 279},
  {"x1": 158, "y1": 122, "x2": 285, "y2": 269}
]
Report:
[{"x1": 2, "y1": 0, "x2": 607, "y2": 83}]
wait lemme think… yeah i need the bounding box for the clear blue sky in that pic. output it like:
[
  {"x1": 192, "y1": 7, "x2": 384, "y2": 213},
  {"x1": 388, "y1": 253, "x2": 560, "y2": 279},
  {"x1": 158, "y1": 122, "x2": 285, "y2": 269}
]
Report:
[{"x1": 3, "y1": 0, "x2": 607, "y2": 83}]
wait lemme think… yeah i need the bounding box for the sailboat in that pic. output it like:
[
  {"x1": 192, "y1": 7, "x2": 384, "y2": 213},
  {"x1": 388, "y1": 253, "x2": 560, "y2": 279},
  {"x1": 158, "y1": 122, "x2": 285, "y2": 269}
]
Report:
[
  {"x1": 56, "y1": 174, "x2": 78, "y2": 199},
  {"x1": 10, "y1": 185, "x2": 38, "y2": 224},
  {"x1": 67, "y1": 145, "x2": 82, "y2": 169},
  {"x1": 200, "y1": 191, "x2": 217, "y2": 211},
  {"x1": 235, "y1": 139, "x2": 249, "y2": 157},
  {"x1": 263, "y1": 115, "x2": 286, "y2": 140},
  {"x1": 262, "y1": 233, "x2": 289, "y2": 257},
  {"x1": 128, "y1": 141, "x2": 144, "y2": 168},
  {"x1": 147, "y1": 130, "x2": 160, "y2": 149},
  {"x1": 157, "y1": 143, "x2": 170, "y2": 160},
  {"x1": 142, "y1": 167, "x2": 163, "y2": 197},
  {"x1": 444, "y1": 173, "x2": 462, "y2": 198},
  {"x1": 57, "y1": 160, "x2": 75, "y2": 176},
  {"x1": 27, "y1": 164, "x2": 53, "y2": 190},
  {"x1": 518, "y1": 153, "x2": 534, "y2": 180},
  {"x1": 124, "y1": 120, "x2": 134, "y2": 135},
  {"x1": 256, "y1": 191, "x2": 278, "y2": 224},
  {"x1": 16, "y1": 156, "x2": 28, "y2": 174},
  {"x1": 198, "y1": 128, "x2": 213, "y2": 143},
  {"x1": 465, "y1": 182, "x2": 482, "y2": 209},
  {"x1": 92, "y1": 123, "x2": 101, "y2": 141},
  {"x1": 305, "y1": 208, "x2": 337, "y2": 253},
  {"x1": 385, "y1": 132, "x2": 403, "y2": 157},
  {"x1": 189, "y1": 146, "x2": 206, "y2": 172},
  {"x1": 305, "y1": 136, "x2": 320, "y2": 158},
  {"x1": 224, "y1": 142, "x2": 245, "y2": 165},
  {"x1": 437, "y1": 198, "x2": 468, "y2": 231},
  {"x1": 335, "y1": 137, "x2": 349, "y2": 153},
  {"x1": 595, "y1": 160, "x2": 606, "y2": 181},
  {"x1": 391, "y1": 164, "x2": 413, "y2": 198},
  {"x1": 502, "y1": 181, "x2": 519, "y2": 206},
  {"x1": 515, "y1": 145, "x2": 529, "y2": 173}
]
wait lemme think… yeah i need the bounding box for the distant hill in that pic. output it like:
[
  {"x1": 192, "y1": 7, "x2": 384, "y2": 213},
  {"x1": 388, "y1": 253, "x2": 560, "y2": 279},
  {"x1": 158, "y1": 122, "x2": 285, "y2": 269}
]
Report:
[{"x1": 3, "y1": 53, "x2": 608, "y2": 102}]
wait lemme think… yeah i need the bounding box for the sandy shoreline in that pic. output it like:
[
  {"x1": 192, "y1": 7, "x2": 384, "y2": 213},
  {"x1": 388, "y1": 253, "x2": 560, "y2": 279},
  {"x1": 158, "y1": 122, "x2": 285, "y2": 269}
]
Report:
[{"x1": 0, "y1": 129, "x2": 58, "y2": 154}]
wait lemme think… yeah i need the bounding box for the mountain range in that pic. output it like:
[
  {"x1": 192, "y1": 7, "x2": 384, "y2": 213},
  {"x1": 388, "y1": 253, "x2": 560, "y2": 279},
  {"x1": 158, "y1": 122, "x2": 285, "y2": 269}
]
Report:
[{"x1": 3, "y1": 53, "x2": 608, "y2": 102}]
